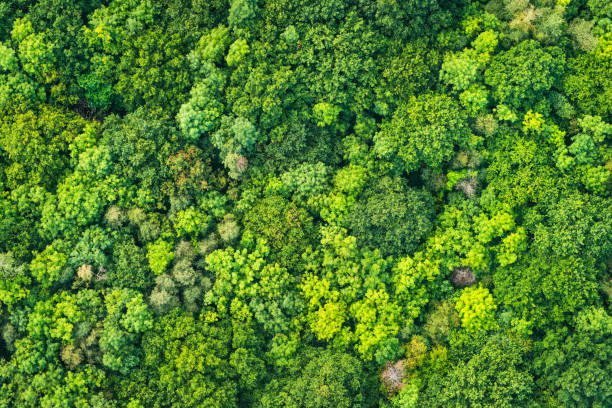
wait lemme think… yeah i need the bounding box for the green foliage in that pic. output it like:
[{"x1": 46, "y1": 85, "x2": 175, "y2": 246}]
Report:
[
  {"x1": 493, "y1": 255, "x2": 601, "y2": 330},
  {"x1": 347, "y1": 177, "x2": 434, "y2": 256},
  {"x1": 69, "y1": 226, "x2": 112, "y2": 270},
  {"x1": 100, "y1": 108, "x2": 173, "y2": 207},
  {"x1": 300, "y1": 226, "x2": 434, "y2": 360},
  {"x1": 485, "y1": 40, "x2": 564, "y2": 110},
  {"x1": 146, "y1": 239, "x2": 174, "y2": 276},
  {"x1": 535, "y1": 308, "x2": 612, "y2": 407},
  {"x1": 390, "y1": 383, "x2": 419, "y2": 408},
  {"x1": 564, "y1": 51, "x2": 611, "y2": 118},
  {"x1": 212, "y1": 115, "x2": 260, "y2": 178},
  {"x1": 243, "y1": 195, "x2": 314, "y2": 267},
  {"x1": 0, "y1": 104, "x2": 92, "y2": 191},
  {"x1": 459, "y1": 84, "x2": 489, "y2": 115},
  {"x1": 440, "y1": 51, "x2": 480, "y2": 91},
  {"x1": 455, "y1": 285, "x2": 497, "y2": 333},
  {"x1": 205, "y1": 239, "x2": 302, "y2": 340},
  {"x1": 83, "y1": 0, "x2": 206, "y2": 112},
  {"x1": 109, "y1": 237, "x2": 152, "y2": 289},
  {"x1": 374, "y1": 93, "x2": 472, "y2": 172},
  {"x1": 285, "y1": 350, "x2": 377, "y2": 408},
  {"x1": 313, "y1": 102, "x2": 342, "y2": 128},
  {"x1": 423, "y1": 301, "x2": 460, "y2": 345},
  {"x1": 0, "y1": 253, "x2": 30, "y2": 309},
  {"x1": 12, "y1": 18, "x2": 57, "y2": 85},
  {"x1": 29, "y1": 241, "x2": 69, "y2": 289},
  {"x1": 280, "y1": 25, "x2": 298, "y2": 44},
  {"x1": 178, "y1": 81, "x2": 225, "y2": 141},
  {"x1": 228, "y1": 0, "x2": 257, "y2": 29},
  {"x1": 423, "y1": 336, "x2": 535, "y2": 408},
  {"x1": 226, "y1": 38, "x2": 250, "y2": 67},
  {"x1": 380, "y1": 39, "x2": 440, "y2": 102},
  {"x1": 280, "y1": 162, "x2": 329, "y2": 197},
  {"x1": 100, "y1": 288, "x2": 153, "y2": 374},
  {"x1": 484, "y1": 132, "x2": 559, "y2": 210},
  {"x1": 172, "y1": 206, "x2": 209, "y2": 239},
  {"x1": 189, "y1": 26, "x2": 231, "y2": 71},
  {"x1": 1, "y1": 1, "x2": 610, "y2": 407},
  {"x1": 532, "y1": 192, "x2": 612, "y2": 261},
  {"x1": 120, "y1": 310, "x2": 238, "y2": 407}
]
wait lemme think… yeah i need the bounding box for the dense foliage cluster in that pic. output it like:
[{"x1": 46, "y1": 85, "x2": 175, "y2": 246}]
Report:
[{"x1": 0, "y1": 0, "x2": 611, "y2": 406}]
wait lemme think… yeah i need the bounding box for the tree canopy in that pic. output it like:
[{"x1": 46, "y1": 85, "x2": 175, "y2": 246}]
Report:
[{"x1": 0, "y1": 0, "x2": 610, "y2": 407}]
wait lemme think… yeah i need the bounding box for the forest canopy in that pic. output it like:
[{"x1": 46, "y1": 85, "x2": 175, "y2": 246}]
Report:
[{"x1": 0, "y1": 0, "x2": 611, "y2": 407}]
